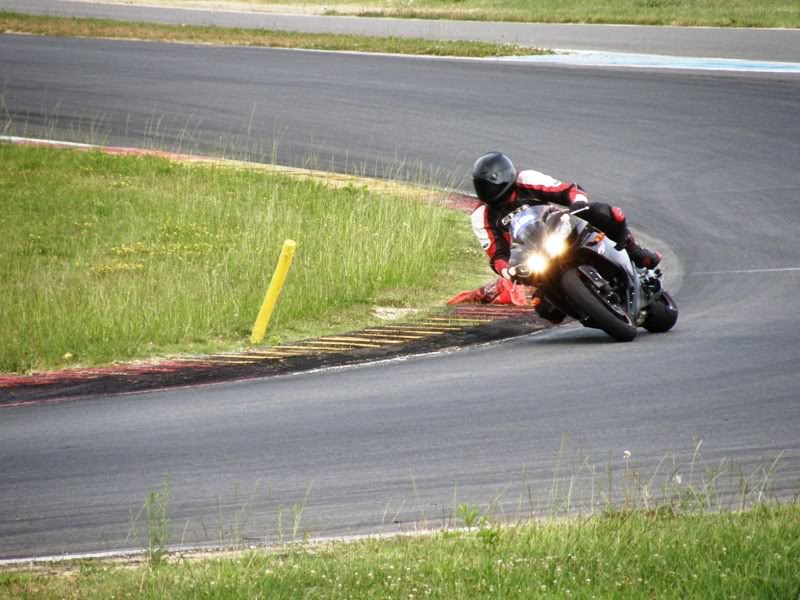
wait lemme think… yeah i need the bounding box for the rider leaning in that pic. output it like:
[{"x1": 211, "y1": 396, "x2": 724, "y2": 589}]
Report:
[{"x1": 471, "y1": 151, "x2": 662, "y2": 321}]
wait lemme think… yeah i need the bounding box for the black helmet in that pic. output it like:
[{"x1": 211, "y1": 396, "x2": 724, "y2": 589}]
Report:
[{"x1": 472, "y1": 152, "x2": 517, "y2": 205}]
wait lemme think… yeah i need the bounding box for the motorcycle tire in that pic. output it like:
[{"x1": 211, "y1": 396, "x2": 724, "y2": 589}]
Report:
[
  {"x1": 560, "y1": 268, "x2": 637, "y2": 342},
  {"x1": 642, "y1": 291, "x2": 679, "y2": 333}
]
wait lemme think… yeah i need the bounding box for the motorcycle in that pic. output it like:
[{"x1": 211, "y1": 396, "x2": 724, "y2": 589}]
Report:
[{"x1": 506, "y1": 204, "x2": 678, "y2": 342}]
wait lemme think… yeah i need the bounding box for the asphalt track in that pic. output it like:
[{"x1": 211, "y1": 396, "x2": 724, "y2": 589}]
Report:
[{"x1": 1, "y1": 26, "x2": 800, "y2": 559}]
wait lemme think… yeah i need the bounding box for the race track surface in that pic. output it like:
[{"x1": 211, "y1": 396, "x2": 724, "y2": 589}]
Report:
[{"x1": 1, "y1": 32, "x2": 799, "y2": 559}]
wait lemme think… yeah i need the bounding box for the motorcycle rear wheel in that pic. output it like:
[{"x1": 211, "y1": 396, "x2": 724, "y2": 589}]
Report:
[
  {"x1": 560, "y1": 268, "x2": 637, "y2": 342},
  {"x1": 642, "y1": 291, "x2": 679, "y2": 333}
]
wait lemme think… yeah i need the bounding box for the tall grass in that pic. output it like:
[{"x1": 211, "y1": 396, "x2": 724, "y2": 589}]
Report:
[
  {"x1": 1, "y1": 441, "x2": 797, "y2": 596},
  {"x1": 0, "y1": 144, "x2": 484, "y2": 372},
  {"x1": 2, "y1": 504, "x2": 798, "y2": 598}
]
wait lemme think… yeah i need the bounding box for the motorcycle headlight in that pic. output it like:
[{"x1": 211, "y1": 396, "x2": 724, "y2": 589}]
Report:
[
  {"x1": 526, "y1": 253, "x2": 549, "y2": 274},
  {"x1": 543, "y1": 216, "x2": 573, "y2": 257},
  {"x1": 543, "y1": 235, "x2": 567, "y2": 257}
]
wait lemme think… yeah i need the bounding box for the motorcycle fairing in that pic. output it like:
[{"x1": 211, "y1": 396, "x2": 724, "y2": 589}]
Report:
[{"x1": 571, "y1": 221, "x2": 642, "y2": 319}]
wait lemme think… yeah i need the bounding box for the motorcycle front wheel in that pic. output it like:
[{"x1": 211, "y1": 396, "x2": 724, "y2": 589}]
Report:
[
  {"x1": 643, "y1": 291, "x2": 679, "y2": 333},
  {"x1": 560, "y1": 268, "x2": 637, "y2": 342}
]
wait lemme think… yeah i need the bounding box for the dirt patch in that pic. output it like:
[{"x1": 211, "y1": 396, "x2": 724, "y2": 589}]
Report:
[{"x1": 372, "y1": 307, "x2": 420, "y2": 320}]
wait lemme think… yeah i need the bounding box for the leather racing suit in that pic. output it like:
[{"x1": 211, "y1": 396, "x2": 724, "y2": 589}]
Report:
[{"x1": 471, "y1": 169, "x2": 632, "y2": 277}]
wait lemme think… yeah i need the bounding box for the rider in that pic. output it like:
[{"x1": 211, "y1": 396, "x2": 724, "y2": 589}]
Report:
[{"x1": 471, "y1": 151, "x2": 661, "y2": 322}]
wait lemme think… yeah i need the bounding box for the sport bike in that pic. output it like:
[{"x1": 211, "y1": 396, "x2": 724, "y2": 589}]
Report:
[{"x1": 506, "y1": 205, "x2": 678, "y2": 342}]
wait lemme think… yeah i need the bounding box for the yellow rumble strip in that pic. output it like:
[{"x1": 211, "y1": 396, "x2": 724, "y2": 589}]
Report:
[{"x1": 159, "y1": 308, "x2": 528, "y2": 366}]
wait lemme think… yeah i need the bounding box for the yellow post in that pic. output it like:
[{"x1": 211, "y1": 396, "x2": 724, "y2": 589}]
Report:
[{"x1": 250, "y1": 239, "x2": 297, "y2": 345}]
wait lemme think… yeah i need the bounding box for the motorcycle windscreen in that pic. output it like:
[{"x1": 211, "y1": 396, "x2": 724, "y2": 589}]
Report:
[{"x1": 509, "y1": 205, "x2": 552, "y2": 245}]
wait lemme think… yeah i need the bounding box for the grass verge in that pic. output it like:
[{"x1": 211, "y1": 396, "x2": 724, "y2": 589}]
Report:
[
  {"x1": 2, "y1": 504, "x2": 799, "y2": 598},
  {"x1": 0, "y1": 143, "x2": 486, "y2": 373},
  {"x1": 83, "y1": 0, "x2": 800, "y2": 28},
  {"x1": 0, "y1": 11, "x2": 549, "y2": 57}
]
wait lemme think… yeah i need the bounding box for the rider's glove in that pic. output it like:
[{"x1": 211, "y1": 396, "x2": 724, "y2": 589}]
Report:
[
  {"x1": 495, "y1": 260, "x2": 512, "y2": 280},
  {"x1": 506, "y1": 266, "x2": 527, "y2": 281}
]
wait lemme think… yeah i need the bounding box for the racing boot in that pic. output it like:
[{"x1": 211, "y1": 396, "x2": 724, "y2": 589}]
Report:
[
  {"x1": 627, "y1": 242, "x2": 662, "y2": 269},
  {"x1": 623, "y1": 234, "x2": 662, "y2": 269}
]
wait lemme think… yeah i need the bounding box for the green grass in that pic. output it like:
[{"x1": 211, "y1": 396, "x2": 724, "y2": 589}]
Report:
[
  {"x1": 330, "y1": 0, "x2": 800, "y2": 28},
  {"x1": 0, "y1": 11, "x2": 549, "y2": 57},
  {"x1": 0, "y1": 144, "x2": 486, "y2": 373},
  {"x1": 2, "y1": 504, "x2": 799, "y2": 598},
  {"x1": 126, "y1": 0, "x2": 800, "y2": 28}
]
